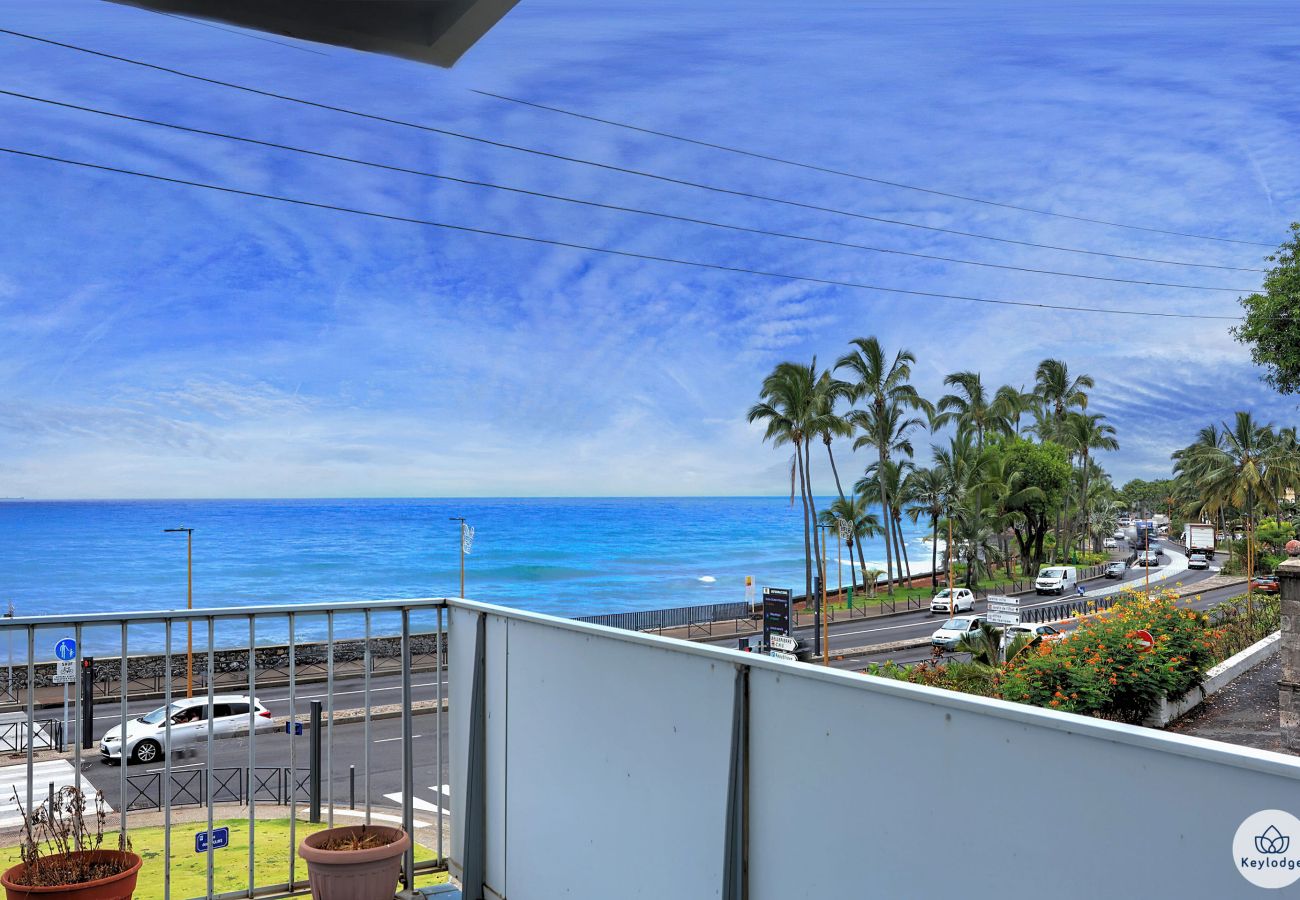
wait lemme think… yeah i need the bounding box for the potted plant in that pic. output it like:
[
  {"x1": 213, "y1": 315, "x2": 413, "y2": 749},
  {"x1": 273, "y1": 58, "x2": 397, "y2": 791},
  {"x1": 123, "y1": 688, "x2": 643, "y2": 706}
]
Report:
[
  {"x1": 299, "y1": 824, "x2": 410, "y2": 900},
  {"x1": 1, "y1": 787, "x2": 141, "y2": 900}
]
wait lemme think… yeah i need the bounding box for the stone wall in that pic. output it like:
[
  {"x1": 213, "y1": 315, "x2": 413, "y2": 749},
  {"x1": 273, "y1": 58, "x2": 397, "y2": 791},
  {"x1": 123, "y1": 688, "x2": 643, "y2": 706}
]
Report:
[{"x1": 4, "y1": 632, "x2": 445, "y2": 691}]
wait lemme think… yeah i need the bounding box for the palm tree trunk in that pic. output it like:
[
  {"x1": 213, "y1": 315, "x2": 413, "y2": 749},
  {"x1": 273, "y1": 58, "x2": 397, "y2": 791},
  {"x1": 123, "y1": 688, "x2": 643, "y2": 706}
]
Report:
[
  {"x1": 795, "y1": 443, "x2": 812, "y2": 606},
  {"x1": 930, "y1": 513, "x2": 939, "y2": 589},
  {"x1": 804, "y1": 437, "x2": 825, "y2": 594},
  {"x1": 823, "y1": 440, "x2": 866, "y2": 592},
  {"x1": 876, "y1": 448, "x2": 895, "y2": 596},
  {"x1": 895, "y1": 511, "x2": 913, "y2": 584}
]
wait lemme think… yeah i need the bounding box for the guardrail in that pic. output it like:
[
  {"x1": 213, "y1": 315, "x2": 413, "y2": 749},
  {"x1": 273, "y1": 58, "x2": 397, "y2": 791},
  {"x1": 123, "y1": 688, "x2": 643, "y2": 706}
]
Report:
[
  {"x1": 0, "y1": 600, "x2": 449, "y2": 900},
  {"x1": 577, "y1": 601, "x2": 760, "y2": 636}
]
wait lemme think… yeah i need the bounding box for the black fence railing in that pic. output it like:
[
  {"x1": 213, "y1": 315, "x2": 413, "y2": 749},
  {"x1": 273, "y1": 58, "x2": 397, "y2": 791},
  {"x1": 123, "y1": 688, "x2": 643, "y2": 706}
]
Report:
[
  {"x1": 1022, "y1": 593, "x2": 1120, "y2": 624},
  {"x1": 0, "y1": 718, "x2": 63, "y2": 753},
  {"x1": 126, "y1": 765, "x2": 313, "y2": 812},
  {"x1": 577, "y1": 601, "x2": 759, "y2": 635}
]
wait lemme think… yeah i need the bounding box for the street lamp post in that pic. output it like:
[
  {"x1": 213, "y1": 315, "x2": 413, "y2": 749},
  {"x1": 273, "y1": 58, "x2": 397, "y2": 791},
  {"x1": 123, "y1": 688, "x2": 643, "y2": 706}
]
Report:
[
  {"x1": 449, "y1": 517, "x2": 469, "y2": 598},
  {"x1": 164, "y1": 527, "x2": 194, "y2": 697}
]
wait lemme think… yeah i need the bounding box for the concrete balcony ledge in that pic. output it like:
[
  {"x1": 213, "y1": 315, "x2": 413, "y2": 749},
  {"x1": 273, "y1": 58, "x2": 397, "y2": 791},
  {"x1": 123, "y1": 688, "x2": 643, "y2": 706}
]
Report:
[{"x1": 1146, "y1": 631, "x2": 1282, "y2": 727}]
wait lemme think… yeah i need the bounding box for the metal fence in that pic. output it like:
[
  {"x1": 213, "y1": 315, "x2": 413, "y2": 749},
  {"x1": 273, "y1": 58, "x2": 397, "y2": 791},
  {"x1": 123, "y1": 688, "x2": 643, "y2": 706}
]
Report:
[
  {"x1": 577, "y1": 601, "x2": 759, "y2": 635},
  {"x1": 1021, "y1": 592, "x2": 1120, "y2": 624},
  {"x1": 0, "y1": 599, "x2": 450, "y2": 900},
  {"x1": 0, "y1": 717, "x2": 63, "y2": 753}
]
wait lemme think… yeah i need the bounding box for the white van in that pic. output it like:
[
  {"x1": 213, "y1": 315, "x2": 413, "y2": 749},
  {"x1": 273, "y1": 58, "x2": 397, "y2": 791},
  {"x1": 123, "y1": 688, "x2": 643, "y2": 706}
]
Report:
[{"x1": 1034, "y1": 566, "x2": 1078, "y2": 595}]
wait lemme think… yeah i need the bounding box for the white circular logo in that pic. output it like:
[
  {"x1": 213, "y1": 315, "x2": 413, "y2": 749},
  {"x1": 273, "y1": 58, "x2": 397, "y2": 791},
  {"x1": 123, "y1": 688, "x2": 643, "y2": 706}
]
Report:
[{"x1": 1234, "y1": 810, "x2": 1300, "y2": 889}]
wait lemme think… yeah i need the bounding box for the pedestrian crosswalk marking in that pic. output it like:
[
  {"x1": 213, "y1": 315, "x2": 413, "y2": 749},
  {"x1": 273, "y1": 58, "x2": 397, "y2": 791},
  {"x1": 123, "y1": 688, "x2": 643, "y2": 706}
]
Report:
[
  {"x1": 382, "y1": 783, "x2": 450, "y2": 816},
  {"x1": 0, "y1": 760, "x2": 109, "y2": 829}
]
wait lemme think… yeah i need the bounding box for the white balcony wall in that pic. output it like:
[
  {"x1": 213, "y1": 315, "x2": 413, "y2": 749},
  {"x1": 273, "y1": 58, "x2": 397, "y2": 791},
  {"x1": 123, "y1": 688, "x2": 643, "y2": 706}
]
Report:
[{"x1": 450, "y1": 600, "x2": 1300, "y2": 899}]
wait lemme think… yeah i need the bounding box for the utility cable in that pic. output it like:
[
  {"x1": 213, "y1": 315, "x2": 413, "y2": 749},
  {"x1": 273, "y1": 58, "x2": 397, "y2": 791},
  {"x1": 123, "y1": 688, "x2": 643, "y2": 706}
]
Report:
[
  {"x1": 0, "y1": 28, "x2": 1268, "y2": 275},
  {"x1": 471, "y1": 89, "x2": 1275, "y2": 248},
  {"x1": 0, "y1": 88, "x2": 1256, "y2": 294},
  {"x1": 0, "y1": 145, "x2": 1249, "y2": 322}
]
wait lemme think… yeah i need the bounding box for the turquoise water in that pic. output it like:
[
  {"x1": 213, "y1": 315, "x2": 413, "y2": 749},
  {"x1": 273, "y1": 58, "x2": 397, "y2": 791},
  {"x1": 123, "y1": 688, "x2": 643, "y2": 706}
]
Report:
[{"x1": 0, "y1": 498, "x2": 931, "y2": 649}]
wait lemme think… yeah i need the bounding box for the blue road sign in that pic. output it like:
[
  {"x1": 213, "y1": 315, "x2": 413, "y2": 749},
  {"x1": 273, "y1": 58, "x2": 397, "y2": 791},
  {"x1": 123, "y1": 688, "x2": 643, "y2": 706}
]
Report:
[
  {"x1": 195, "y1": 826, "x2": 229, "y2": 853},
  {"x1": 54, "y1": 639, "x2": 76, "y2": 661},
  {"x1": 286, "y1": 721, "x2": 303, "y2": 736}
]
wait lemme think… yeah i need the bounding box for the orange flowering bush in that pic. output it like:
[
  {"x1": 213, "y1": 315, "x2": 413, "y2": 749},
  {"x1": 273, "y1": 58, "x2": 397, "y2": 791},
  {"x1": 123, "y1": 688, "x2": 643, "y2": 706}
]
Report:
[{"x1": 999, "y1": 589, "x2": 1218, "y2": 724}]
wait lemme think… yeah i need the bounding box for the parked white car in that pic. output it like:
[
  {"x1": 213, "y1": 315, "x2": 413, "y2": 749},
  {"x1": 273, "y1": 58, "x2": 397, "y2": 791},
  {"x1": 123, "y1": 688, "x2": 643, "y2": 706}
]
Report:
[
  {"x1": 1001, "y1": 623, "x2": 1066, "y2": 648},
  {"x1": 929, "y1": 587, "x2": 976, "y2": 614},
  {"x1": 1034, "y1": 566, "x2": 1079, "y2": 595},
  {"x1": 101, "y1": 695, "x2": 274, "y2": 765},
  {"x1": 931, "y1": 616, "x2": 985, "y2": 650}
]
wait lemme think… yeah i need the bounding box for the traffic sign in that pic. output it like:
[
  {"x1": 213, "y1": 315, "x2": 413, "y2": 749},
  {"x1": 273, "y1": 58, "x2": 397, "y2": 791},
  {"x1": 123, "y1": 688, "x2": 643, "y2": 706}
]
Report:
[
  {"x1": 769, "y1": 650, "x2": 798, "y2": 662},
  {"x1": 770, "y1": 634, "x2": 797, "y2": 652},
  {"x1": 762, "y1": 587, "x2": 792, "y2": 637},
  {"x1": 52, "y1": 660, "x2": 75, "y2": 684},
  {"x1": 54, "y1": 638, "x2": 76, "y2": 661},
  {"x1": 1134, "y1": 629, "x2": 1155, "y2": 651},
  {"x1": 986, "y1": 595, "x2": 1020, "y2": 609},
  {"x1": 286, "y1": 721, "x2": 303, "y2": 736},
  {"x1": 986, "y1": 611, "x2": 1020, "y2": 626},
  {"x1": 195, "y1": 826, "x2": 229, "y2": 853}
]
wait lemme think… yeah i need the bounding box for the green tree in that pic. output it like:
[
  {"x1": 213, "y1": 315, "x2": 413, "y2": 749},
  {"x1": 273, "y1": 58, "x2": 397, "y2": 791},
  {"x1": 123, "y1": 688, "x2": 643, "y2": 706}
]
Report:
[
  {"x1": 1001, "y1": 439, "x2": 1072, "y2": 576},
  {"x1": 904, "y1": 466, "x2": 947, "y2": 589},
  {"x1": 1233, "y1": 223, "x2": 1300, "y2": 395},
  {"x1": 837, "y1": 338, "x2": 931, "y2": 596}
]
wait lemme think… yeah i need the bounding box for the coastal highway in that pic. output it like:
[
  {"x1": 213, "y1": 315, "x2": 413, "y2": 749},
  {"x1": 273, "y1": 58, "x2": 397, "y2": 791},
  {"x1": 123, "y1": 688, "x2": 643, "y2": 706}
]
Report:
[{"x1": 699, "y1": 539, "x2": 1234, "y2": 668}]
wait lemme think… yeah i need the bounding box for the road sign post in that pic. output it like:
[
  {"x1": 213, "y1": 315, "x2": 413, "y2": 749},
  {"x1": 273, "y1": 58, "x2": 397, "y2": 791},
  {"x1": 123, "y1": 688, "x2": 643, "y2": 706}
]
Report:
[
  {"x1": 986, "y1": 595, "x2": 1021, "y2": 626},
  {"x1": 761, "y1": 587, "x2": 792, "y2": 655},
  {"x1": 53, "y1": 639, "x2": 76, "y2": 751}
]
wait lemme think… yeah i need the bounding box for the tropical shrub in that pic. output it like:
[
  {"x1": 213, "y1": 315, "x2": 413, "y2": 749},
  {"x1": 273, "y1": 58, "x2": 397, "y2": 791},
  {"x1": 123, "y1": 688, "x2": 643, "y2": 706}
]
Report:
[{"x1": 998, "y1": 590, "x2": 1220, "y2": 724}]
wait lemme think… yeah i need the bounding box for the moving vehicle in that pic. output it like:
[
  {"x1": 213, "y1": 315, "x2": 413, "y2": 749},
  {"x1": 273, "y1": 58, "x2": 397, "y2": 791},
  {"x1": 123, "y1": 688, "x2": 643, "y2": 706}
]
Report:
[
  {"x1": 1102, "y1": 538, "x2": 1117, "y2": 549},
  {"x1": 1187, "y1": 552, "x2": 1209, "y2": 570},
  {"x1": 1113, "y1": 529, "x2": 1126, "y2": 541},
  {"x1": 931, "y1": 616, "x2": 985, "y2": 650},
  {"x1": 101, "y1": 695, "x2": 273, "y2": 765},
  {"x1": 1034, "y1": 566, "x2": 1078, "y2": 595},
  {"x1": 1251, "y1": 575, "x2": 1280, "y2": 594},
  {"x1": 929, "y1": 587, "x2": 976, "y2": 614},
  {"x1": 1134, "y1": 550, "x2": 1161, "y2": 567},
  {"x1": 1104, "y1": 561, "x2": 1126, "y2": 579},
  {"x1": 1181, "y1": 523, "x2": 1216, "y2": 559}
]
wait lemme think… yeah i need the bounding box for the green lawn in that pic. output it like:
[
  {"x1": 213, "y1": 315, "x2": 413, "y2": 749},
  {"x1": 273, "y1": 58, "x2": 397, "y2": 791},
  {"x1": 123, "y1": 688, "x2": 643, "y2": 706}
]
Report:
[{"x1": 1, "y1": 817, "x2": 447, "y2": 900}]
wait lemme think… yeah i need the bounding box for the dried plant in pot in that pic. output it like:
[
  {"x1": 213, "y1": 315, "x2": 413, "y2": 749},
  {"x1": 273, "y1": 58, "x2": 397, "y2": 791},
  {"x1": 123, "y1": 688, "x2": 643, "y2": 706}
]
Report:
[
  {"x1": 1, "y1": 787, "x2": 141, "y2": 900},
  {"x1": 298, "y1": 824, "x2": 410, "y2": 900}
]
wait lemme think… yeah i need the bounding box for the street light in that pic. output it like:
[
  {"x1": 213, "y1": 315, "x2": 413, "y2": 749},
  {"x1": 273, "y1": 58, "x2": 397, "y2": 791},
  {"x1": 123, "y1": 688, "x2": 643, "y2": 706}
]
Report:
[{"x1": 164, "y1": 527, "x2": 194, "y2": 698}]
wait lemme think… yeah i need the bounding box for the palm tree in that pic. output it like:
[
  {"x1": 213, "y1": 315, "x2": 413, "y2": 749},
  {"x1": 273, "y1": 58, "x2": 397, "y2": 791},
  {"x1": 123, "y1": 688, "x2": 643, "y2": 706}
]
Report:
[
  {"x1": 837, "y1": 337, "x2": 931, "y2": 596},
  {"x1": 1060, "y1": 412, "x2": 1119, "y2": 557},
  {"x1": 818, "y1": 492, "x2": 883, "y2": 597},
  {"x1": 935, "y1": 371, "x2": 1011, "y2": 449},
  {"x1": 993, "y1": 384, "x2": 1034, "y2": 437},
  {"x1": 905, "y1": 466, "x2": 947, "y2": 589},
  {"x1": 808, "y1": 369, "x2": 863, "y2": 580},
  {"x1": 748, "y1": 362, "x2": 819, "y2": 603},
  {"x1": 1035, "y1": 359, "x2": 1094, "y2": 557}
]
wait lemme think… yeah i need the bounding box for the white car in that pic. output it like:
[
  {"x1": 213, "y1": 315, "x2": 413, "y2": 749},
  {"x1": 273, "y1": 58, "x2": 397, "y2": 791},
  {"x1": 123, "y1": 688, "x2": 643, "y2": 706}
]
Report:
[
  {"x1": 1102, "y1": 538, "x2": 1117, "y2": 549},
  {"x1": 101, "y1": 695, "x2": 274, "y2": 765},
  {"x1": 1113, "y1": 529, "x2": 1126, "y2": 540},
  {"x1": 929, "y1": 587, "x2": 976, "y2": 614},
  {"x1": 1187, "y1": 552, "x2": 1210, "y2": 570},
  {"x1": 1034, "y1": 566, "x2": 1078, "y2": 596},
  {"x1": 931, "y1": 616, "x2": 985, "y2": 650}
]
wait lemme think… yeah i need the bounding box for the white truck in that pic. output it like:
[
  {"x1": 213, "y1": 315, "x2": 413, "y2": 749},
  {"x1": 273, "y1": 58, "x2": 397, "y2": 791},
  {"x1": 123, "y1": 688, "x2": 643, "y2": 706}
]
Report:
[{"x1": 1181, "y1": 522, "x2": 1216, "y2": 559}]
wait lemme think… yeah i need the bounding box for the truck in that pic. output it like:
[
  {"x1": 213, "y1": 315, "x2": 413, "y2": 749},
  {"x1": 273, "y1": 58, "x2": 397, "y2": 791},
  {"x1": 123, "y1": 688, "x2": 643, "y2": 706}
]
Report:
[
  {"x1": 1181, "y1": 522, "x2": 1216, "y2": 559},
  {"x1": 1127, "y1": 520, "x2": 1157, "y2": 549}
]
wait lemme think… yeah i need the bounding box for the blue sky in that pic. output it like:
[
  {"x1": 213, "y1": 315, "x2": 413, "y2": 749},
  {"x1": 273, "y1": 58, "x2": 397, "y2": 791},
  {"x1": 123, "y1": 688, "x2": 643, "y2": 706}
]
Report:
[{"x1": 0, "y1": 0, "x2": 1295, "y2": 498}]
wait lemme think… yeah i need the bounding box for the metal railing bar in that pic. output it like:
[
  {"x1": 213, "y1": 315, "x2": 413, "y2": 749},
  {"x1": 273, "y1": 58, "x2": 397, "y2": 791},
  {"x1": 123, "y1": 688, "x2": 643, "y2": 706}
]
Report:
[
  {"x1": 206, "y1": 616, "x2": 216, "y2": 899},
  {"x1": 435, "y1": 605, "x2": 443, "y2": 862},
  {"x1": 164, "y1": 619, "x2": 173, "y2": 900},
  {"x1": 73, "y1": 622, "x2": 82, "y2": 804},
  {"x1": 400, "y1": 608, "x2": 414, "y2": 890},
  {"x1": 119, "y1": 621, "x2": 127, "y2": 840},
  {"x1": 325, "y1": 610, "x2": 334, "y2": 830},
  {"x1": 248, "y1": 615, "x2": 256, "y2": 899},
  {"x1": 363, "y1": 609, "x2": 372, "y2": 827},
  {"x1": 287, "y1": 612, "x2": 297, "y2": 890},
  {"x1": 0, "y1": 597, "x2": 451, "y2": 628},
  {"x1": 25, "y1": 626, "x2": 33, "y2": 824}
]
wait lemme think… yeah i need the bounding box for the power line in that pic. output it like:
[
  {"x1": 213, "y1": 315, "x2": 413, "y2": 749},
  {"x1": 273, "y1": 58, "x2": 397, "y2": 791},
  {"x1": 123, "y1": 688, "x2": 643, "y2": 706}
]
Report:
[
  {"x1": 0, "y1": 88, "x2": 1256, "y2": 294},
  {"x1": 472, "y1": 89, "x2": 1275, "y2": 249},
  {"x1": 0, "y1": 145, "x2": 1249, "y2": 322},
  {"x1": 0, "y1": 27, "x2": 1267, "y2": 275}
]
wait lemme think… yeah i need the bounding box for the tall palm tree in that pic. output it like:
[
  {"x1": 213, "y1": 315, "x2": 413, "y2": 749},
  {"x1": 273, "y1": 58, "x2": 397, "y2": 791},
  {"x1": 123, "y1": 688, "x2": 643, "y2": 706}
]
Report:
[
  {"x1": 808, "y1": 369, "x2": 864, "y2": 581},
  {"x1": 748, "y1": 362, "x2": 819, "y2": 603},
  {"x1": 1060, "y1": 412, "x2": 1119, "y2": 557},
  {"x1": 1035, "y1": 359, "x2": 1094, "y2": 557},
  {"x1": 993, "y1": 384, "x2": 1034, "y2": 437},
  {"x1": 836, "y1": 337, "x2": 931, "y2": 596},
  {"x1": 935, "y1": 371, "x2": 1011, "y2": 449},
  {"x1": 861, "y1": 459, "x2": 917, "y2": 585},
  {"x1": 904, "y1": 466, "x2": 947, "y2": 589}
]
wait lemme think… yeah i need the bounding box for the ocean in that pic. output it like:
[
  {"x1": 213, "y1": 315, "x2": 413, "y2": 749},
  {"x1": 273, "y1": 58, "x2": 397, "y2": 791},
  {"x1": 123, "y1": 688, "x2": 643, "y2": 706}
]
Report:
[{"x1": 0, "y1": 498, "x2": 933, "y2": 651}]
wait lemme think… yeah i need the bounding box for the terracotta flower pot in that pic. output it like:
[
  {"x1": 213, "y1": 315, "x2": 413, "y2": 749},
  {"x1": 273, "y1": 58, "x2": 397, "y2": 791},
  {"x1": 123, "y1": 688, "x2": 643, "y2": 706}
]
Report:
[
  {"x1": 299, "y1": 825, "x2": 410, "y2": 900},
  {"x1": 1, "y1": 851, "x2": 142, "y2": 900}
]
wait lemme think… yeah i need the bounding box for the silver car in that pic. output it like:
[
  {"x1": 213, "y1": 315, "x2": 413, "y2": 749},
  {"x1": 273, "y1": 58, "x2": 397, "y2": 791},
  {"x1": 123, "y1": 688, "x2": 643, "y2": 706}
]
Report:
[{"x1": 101, "y1": 695, "x2": 274, "y2": 765}]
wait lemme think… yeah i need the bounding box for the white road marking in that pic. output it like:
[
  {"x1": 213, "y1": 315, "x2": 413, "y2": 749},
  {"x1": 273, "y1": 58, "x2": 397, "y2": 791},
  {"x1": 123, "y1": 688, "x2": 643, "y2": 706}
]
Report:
[
  {"x1": 0, "y1": 760, "x2": 109, "y2": 827},
  {"x1": 374, "y1": 735, "x2": 422, "y2": 744},
  {"x1": 332, "y1": 807, "x2": 430, "y2": 828},
  {"x1": 383, "y1": 791, "x2": 446, "y2": 815}
]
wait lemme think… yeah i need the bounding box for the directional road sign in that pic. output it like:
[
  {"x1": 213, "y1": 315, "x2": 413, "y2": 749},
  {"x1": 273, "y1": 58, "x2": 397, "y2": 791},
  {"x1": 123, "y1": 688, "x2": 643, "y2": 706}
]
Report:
[
  {"x1": 769, "y1": 650, "x2": 798, "y2": 662},
  {"x1": 769, "y1": 634, "x2": 797, "y2": 653},
  {"x1": 195, "y1": 827, "x2": 229, "y2": 853}
]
